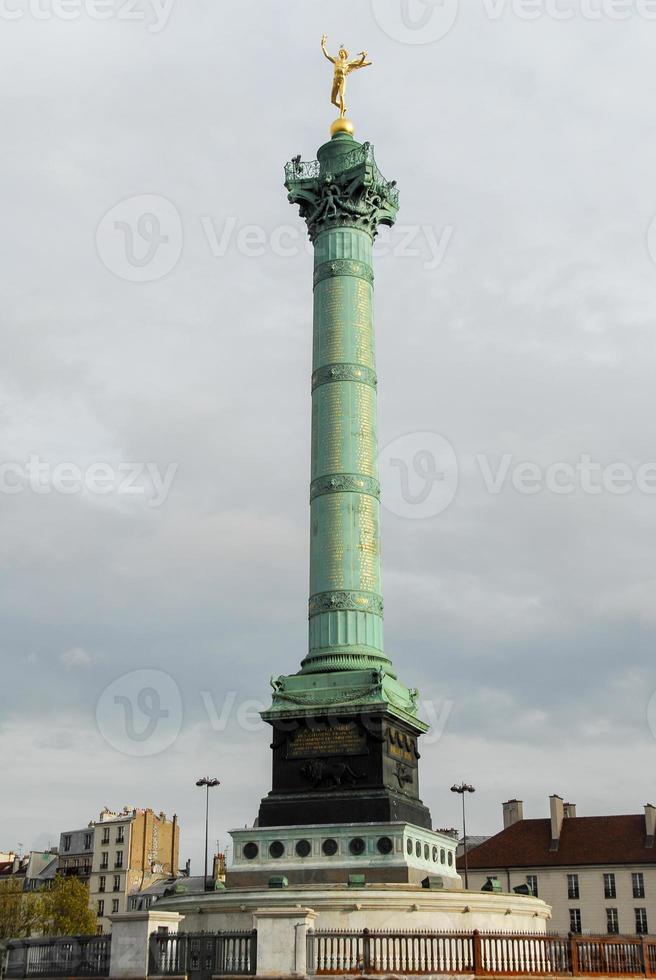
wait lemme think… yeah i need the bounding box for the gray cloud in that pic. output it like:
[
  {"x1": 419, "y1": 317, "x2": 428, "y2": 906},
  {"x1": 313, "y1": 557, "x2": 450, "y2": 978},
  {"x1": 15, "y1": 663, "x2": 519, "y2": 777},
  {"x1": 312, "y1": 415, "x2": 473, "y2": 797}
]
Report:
[{"x1": 1, "y1": 0, "x2": 655, "y2": 868}]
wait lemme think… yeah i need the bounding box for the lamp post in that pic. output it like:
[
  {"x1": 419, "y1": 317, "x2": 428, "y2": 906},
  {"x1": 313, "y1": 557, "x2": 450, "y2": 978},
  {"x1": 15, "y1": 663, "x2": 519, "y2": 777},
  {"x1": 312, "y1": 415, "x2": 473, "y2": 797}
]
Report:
[
  {"x1": 196, "y1": 777, "x2": 220, "y2": 890},
  {"x1": 451, "y1": 782, "x2": 475, "y2": 889}
]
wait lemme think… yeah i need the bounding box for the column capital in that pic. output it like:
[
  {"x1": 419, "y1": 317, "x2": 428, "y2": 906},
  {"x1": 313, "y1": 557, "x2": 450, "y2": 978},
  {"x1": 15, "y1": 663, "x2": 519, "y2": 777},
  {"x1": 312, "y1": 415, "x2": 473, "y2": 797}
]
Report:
[{"x1": 285, "y1": 135, "x2": 398, "y2": 242}]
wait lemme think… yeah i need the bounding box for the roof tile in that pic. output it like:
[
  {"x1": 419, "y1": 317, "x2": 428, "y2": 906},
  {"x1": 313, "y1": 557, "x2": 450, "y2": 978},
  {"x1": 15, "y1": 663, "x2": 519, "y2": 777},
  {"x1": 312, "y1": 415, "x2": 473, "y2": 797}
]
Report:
[{"x1": 459, "y1": 815, "x2": 654, "y2": 869}]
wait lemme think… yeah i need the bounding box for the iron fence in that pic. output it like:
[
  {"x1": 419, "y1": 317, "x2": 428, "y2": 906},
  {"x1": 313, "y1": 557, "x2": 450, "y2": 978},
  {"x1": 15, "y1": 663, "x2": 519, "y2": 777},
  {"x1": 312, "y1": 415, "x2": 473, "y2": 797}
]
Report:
[
  {"x1": 4, "y1": 936, "x2": 110, "y2": 978},
  {"x1": 307, "y1": 928, "x2": 656, "y2": 976},
  {"x1": 148, "y1": 930, "x2": 257, "y2": 977}
]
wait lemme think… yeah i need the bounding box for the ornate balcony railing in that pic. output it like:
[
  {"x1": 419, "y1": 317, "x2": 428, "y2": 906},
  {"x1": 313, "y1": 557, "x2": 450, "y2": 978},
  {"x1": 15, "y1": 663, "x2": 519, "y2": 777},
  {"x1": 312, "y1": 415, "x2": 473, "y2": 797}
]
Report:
[{"x1": 285, "y1": 142, "x2": 399, "y2": 210}]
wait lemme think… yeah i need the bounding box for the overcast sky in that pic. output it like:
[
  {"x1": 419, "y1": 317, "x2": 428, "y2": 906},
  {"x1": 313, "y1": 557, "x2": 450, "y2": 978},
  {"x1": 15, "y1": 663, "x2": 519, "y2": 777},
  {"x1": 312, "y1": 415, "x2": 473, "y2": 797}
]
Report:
[{"x1": 2, "y1": 0, "x2": 656, "y2": 871}]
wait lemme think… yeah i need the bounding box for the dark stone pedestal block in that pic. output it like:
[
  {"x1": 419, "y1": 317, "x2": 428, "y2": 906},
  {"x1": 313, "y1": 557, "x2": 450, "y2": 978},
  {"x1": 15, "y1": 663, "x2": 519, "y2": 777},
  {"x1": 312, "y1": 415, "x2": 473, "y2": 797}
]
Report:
[{"x1": 257, "y1": 710, "x2": 432, "y2": 830}]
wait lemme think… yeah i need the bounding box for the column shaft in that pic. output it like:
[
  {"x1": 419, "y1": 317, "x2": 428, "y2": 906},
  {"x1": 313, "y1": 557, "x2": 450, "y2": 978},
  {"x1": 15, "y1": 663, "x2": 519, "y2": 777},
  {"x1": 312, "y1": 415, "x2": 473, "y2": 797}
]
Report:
[{"x1": 304, "y1": 226, "x2": 387, "y2": 672}]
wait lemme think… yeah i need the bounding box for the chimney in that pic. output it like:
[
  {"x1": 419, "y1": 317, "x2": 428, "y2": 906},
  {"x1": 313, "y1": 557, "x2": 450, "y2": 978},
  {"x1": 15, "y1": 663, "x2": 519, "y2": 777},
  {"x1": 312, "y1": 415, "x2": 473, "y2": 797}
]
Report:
[
  {"x1": 170, "y1": 814, "x2": 178, "y2": 874},
  {"x1": 563, "y1": 802, "x2": 577, "y2": 819},
  {"x1": 503, "y1": 800, "x2": 524, "y2": 828},
  {"x1": 549, "y1": 795, "x2": 564, "y2": 851},
  {"x1": 12, "y1": 856, "x2": 20, "y2": 874},
  {"x1": 645, "y1": 804, "x2": 656, "y2": 848}
]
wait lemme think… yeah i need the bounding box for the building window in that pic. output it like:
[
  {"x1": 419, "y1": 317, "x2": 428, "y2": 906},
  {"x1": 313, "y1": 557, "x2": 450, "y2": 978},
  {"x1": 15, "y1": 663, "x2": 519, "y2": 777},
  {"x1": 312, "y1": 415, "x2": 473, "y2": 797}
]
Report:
[
  {"x1": 115, "y1": 851, "x2": 123, "y2": 869},
  {"x1": 635, "y1": 909, "x2": 648, "y2": 935},
  {"x1": 101, "y1": 829, "x2": 110, "y2": 845},
  {"x1": 569, "y1": 909, "x2": 582, "y2": 934},
  {"x1": 84, "y1": 834, "x2": 92, "y2": 850},
  {"x1": 606, "y1": 908, "x2": 619, "y2": 934},
  {"x1": 97, "y1": 900, "x2": 104, "y2": 917},
  {"x1": 100, "y1": 852, "x2": 108, "y2": 870},
  {"x1": 98, "y1": 876, "x2": 106, "y2": 893},
  {"x1": 113, "y1": 875, "x2": 121, "y2": 892},
  {"x1": 116, "y1": 828, "x2": 125, "y2": 844},
  {"x1": 526, "y1": 875, "x2": 538, "y2": 897},
  {"x1": 111, "y1": 899, "x2": 119, "y2": 913},
  {"x1": 632, "y1": 872, "x2": 645, "y2": 899},
  {"x1": 603, "y1": 873, "x2": 616, "y2": 899},
  {"x1": 567, "y1": 874, "x2": 580, "y2": 900},
  {"x1": 63, "y1": 835, "x2": 71, "y2": 852}
]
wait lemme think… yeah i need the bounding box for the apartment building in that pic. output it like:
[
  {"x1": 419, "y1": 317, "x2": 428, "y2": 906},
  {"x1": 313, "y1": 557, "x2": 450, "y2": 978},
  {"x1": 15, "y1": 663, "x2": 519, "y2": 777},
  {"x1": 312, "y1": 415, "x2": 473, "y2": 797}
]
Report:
[
  {"x1": 57, "y1": 826, "x2": 94, "y2": 884},
  {"x1": 89, "y1": 807, "x2": 179, "y2": 934},
  {"x1": 0, "y1": 851, "x2": 59, "y2": 890},
  {"x1": 461, "y1": 795, "x2": 656, "y2": 936}
]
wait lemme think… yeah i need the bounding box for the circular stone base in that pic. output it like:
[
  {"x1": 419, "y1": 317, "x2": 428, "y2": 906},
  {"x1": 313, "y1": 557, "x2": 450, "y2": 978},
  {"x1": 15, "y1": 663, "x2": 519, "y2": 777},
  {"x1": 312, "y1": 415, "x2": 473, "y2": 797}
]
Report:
[{"x1": 157, "y1": 882, "x2": 550, "y2": 935}]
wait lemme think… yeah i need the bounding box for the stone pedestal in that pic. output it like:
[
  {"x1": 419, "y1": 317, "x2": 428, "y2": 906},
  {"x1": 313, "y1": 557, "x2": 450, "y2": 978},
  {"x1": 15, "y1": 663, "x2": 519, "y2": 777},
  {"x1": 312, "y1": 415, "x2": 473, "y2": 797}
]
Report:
[
  {"x1": 258, "y1": 706, "x2": 431, "y2": 831},
  {"x1": 251, "y1": 907, "x2": 317, "y2": 977},
  {"x1": 228, "y1": 821, "x2": 459, "y2": 888},
  {"x1": 108, "y1": 910, "x2": 184, "y2": 979},
  {"x1": 156, "y1": 883, "x2": 551, "y2": 936}
]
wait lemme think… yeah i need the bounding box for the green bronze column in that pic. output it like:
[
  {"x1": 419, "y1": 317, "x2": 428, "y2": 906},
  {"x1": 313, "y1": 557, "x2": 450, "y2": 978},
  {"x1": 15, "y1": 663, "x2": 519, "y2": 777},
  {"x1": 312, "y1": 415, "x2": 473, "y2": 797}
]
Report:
[
  {"x1": 286, "y1": 132, "x2": 398, "y2": 676},
  {"x1": 257, "y1": 126, "x2": 432, "y2": 832}
]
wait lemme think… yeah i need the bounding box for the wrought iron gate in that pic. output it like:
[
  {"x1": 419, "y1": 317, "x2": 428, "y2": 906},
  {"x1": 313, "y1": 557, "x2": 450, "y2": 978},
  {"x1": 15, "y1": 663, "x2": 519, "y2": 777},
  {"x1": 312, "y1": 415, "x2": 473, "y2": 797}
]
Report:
[{"x1": 149, "y1": 931, "x2": 257, "y2": 978}]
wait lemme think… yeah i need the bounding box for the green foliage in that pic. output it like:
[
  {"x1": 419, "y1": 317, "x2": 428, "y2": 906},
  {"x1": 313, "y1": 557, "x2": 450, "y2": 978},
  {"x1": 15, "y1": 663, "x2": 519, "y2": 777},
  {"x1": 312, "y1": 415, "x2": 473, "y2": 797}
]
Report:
[
  {"x1": 38, "y1": 877, "x2": 96, "y2": 937},
  {"x1": 0, "y1": 879, "x2": 40, "y2": 940},
  {"x1": 0, "y1": 876, "x2": 95, "y2": 940}
]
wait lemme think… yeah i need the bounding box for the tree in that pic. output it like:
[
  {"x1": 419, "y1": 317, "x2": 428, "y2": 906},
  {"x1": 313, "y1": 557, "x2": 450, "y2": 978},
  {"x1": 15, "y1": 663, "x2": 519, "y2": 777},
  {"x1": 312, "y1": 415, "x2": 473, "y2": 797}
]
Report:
[
  {"x1": 37, "y1": 877, "x2": 95, "y2": 937},
  {"x1": 0, "y1": 880, "x2": 40, "y2": 940},
  {"x1": 0, "y1": 876, "x2": 95, "y2": 941}
]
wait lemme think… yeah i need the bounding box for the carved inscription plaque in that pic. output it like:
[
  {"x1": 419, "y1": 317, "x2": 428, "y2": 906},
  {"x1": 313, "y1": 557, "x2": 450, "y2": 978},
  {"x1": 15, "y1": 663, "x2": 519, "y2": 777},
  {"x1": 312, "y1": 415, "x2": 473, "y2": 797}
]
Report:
[{"x1": 287, "y1": 722, "x2": 368, "y2": 759}]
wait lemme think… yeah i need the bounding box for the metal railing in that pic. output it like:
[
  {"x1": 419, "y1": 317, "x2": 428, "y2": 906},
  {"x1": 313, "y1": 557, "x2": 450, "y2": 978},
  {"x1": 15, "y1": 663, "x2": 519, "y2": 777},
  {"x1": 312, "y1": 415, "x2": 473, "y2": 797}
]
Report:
[
  {"x1": 148, "y1": 930, "x2": 257, "y2": 976},
  {"x1": 4, "y1": 936, "x2": 111, "y2": 978},
  {"x1": 284, "y1": 143, "x2": 399, "y2": 209},
  {"x1": 307, "y1": 928, "x2": 656, "y2": 976}
]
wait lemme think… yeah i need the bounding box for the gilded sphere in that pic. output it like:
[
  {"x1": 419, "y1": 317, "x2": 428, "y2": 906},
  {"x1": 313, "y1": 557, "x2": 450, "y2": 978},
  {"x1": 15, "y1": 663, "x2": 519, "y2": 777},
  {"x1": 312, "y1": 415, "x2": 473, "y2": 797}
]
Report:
[{"x1": 330, "y1": 117, "x2": 355, "y2": 137}]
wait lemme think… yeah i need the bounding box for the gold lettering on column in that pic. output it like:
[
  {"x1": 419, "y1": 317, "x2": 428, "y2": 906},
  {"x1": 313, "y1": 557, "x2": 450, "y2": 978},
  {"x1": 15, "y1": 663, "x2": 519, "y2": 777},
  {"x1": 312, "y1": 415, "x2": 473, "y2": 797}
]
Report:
[{"x1": 353, "y1": 279, "x2": 374, "y2": 368}]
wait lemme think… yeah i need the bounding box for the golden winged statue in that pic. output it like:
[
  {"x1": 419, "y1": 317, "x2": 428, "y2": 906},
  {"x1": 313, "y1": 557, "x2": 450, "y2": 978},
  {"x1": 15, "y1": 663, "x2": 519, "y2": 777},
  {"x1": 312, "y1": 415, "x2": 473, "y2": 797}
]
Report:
[{"x1": 321, "y1": 33, "x2": 371, "y2": 121}]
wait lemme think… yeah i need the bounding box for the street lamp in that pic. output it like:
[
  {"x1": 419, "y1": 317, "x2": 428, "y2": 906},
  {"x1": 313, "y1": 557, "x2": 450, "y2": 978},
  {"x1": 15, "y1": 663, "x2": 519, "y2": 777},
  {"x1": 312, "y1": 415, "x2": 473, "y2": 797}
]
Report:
[
  {"x1": 451, "y1": 782, "x2": 475, "y2": 889},
  {"x1": 196, "y1": 777, "x2": 220, "y2": 890}
]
